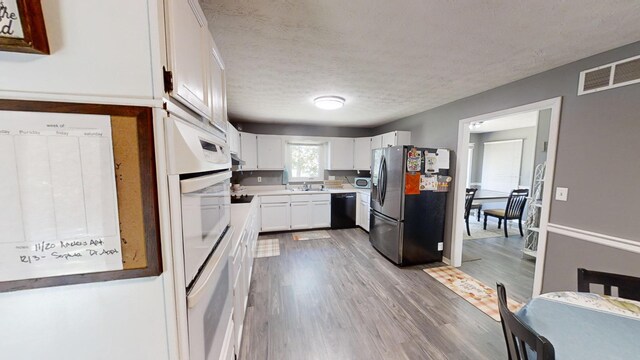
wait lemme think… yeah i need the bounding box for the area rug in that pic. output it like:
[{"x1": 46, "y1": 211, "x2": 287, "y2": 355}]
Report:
[
  {"x1": 423, "y1": 265, "x2": 521, "y2": 321},
  {"x1": 464, "y1": 218, "x2": 522, "y2": 240},
  {"x1": 255, "y1": 239, "x2": 280, "y2": 258},
  {"x1": 292, "y1": 230, "x2": 331, "y2": 241}
]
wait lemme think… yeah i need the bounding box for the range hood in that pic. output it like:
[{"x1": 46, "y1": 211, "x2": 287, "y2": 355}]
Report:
[{"x1": 231, "y1": 152, "x2": 245, "y2": 166}]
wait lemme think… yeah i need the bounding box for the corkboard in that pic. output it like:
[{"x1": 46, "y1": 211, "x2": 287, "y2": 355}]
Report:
[
  {"x1": 0, "y1": 100, "x2": 162, "y2": 293},
  {"x1": 112, "y1": 116, "x2": 148, "y2": 270}
]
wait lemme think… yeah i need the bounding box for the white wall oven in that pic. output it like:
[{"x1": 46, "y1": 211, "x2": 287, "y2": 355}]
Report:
[{"x1": 165, "y1": 102, "x2": 233, "y2": 360}]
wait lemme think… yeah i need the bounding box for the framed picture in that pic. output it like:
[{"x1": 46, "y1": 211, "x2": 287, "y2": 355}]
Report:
[{"x1": 0, "y1": 0, "x2": 49, "y2": 54}]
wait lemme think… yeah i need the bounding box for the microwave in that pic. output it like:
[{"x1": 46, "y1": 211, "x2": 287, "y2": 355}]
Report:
[{"x1": 354, "y1": 177, "x2": 371, "y2": 189}]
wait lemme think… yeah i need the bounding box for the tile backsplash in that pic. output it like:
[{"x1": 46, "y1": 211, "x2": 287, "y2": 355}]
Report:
[{"x1": 231, "y1": 169, "x2": 370, "y2": 186}]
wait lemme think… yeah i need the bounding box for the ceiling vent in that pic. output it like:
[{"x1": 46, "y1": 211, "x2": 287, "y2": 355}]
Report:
[{"x1": 578, "y1": 55, "x2": 640, "y2": 95}]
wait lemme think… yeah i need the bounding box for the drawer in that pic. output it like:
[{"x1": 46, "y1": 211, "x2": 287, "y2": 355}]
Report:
[
  {"x1": 260, "y1": 195, "x2": 290, "y2": 204},
  {"x1": 309, "y1": 194, "x2": 330, "y2": 202}
]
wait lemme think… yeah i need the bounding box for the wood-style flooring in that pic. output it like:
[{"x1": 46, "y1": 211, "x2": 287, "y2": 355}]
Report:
[
  {"x1": 240, "y1": 228, "x2": 507, "y2": 360},
  {"x1": 460, "y1": 236, "x2": 535, "y2": 304}
]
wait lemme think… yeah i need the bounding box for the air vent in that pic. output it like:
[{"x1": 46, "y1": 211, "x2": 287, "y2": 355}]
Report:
[{"x1": 578, "y1": 55, "x2": 640, "y2": 95}]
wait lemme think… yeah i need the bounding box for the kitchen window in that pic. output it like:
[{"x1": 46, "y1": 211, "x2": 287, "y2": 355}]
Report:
[{"x1": 286, "y1": 143, "x2": 325, "y2": 181}]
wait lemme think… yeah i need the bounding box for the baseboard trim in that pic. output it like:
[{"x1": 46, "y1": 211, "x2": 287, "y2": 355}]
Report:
[
  {"x1": 442, "y1": 256, "x2": 451, "y2": 265},
  {"x1": 547, "y1": 223, "x2": 640, "y2": 255}
]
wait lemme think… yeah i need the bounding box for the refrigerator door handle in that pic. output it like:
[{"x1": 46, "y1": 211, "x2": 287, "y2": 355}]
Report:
[
  {"x1": 376, "y1": 154, "x2": 384, "y2": 205},
  {"x1": 372, "y1": 209, "x2": 397, "y2": 225},
  {"x1": 380, "y1": 156, "x2": 387, "y2": 206}
]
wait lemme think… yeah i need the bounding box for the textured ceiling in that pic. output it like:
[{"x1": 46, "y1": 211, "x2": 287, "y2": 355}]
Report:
[{"x1": 200, "y1": 0, "x2": 640, "y2": 127}]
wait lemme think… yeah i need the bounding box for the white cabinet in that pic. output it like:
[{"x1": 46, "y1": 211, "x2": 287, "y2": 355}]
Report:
[
  {"x1": 371, "y1": 135, "x2": 383, "y2": 150},
  {"x1": 310, "y1": 199, "x2": 331, "y2": 228},
  {"x1": 354, "y1": 137, "x2": 372, "y2": 171},
  {"x1": 208, "y1": 39, "x2": 227, "y2": 132},
  {"x1": 290, "y1": 202, "x2": 312, "y2": 230},
  {"x1": 257, "y1": 136, "x2": 284, "y2": 170},
  {"x1": 240, "y1": 132, "x2": 258, "y2": 170},
  {"x1": 357, "y1": 192, "x2": 371, "y2": 232},
  {"x1": 228, "y1": 124, "x2": 240, "y2": 155},
  {"x1": 260, "y1": 196, "x2": 290, "y2": 231},
  {"x1": 381, "y1": 131, "x2": 412, "y2": 147},
  {"x1": 328, "y1": 138, "x2": 355, "y2": 170},
  {"x1": 164, "y1": 0, "x2": 212, "y2": 118}
]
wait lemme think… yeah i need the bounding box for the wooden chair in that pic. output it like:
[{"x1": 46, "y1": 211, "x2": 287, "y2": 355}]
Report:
[
  {"x1": 497, "y1": 283, "x2": 555, "y2": 360},
  {"x1": 577, "y1": 268, "x2": 640, "y2": 301},
  {"x1": 464, "y1": 188, "x2": 478, "y2": 236},
  {"x1": 483, "y1": 189, "x2": 529, "y2": 237}
]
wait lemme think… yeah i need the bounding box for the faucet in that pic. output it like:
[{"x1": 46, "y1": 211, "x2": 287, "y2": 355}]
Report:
[{"x1": 302, "y1": 182, "x2": 310, "y2": 191}]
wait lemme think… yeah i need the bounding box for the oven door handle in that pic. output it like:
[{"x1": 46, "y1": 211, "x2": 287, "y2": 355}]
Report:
[
  {"x1": 187, "y1": 227, "x2": 234, "y2": 308},
  {"x1": 181, "y1": 171, "x2": 232, "y2": 194}
]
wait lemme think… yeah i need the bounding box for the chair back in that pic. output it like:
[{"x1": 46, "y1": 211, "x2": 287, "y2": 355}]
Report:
[
  {"x1": 577, "y1": 268, "x2": 640, "y2": 301},
  {"x1": 497, "y1": 283, "x2": 555, "y2": 360},
  {"x1": 505, "y1": 189, "x2": 529, "y2": 219},
  {"x1": 464, "y1": 188, "x2": 477, "y2": 219}
]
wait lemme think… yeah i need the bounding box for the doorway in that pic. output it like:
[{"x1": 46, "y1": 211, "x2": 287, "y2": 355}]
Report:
[{"x1": 451, "y1": 97, "x2": 562, "y2": 297}]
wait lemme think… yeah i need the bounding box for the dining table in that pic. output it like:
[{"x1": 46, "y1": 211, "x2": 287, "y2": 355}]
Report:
[{"x1": 516, "y1": 291, "x2": 640, "y2": 359}]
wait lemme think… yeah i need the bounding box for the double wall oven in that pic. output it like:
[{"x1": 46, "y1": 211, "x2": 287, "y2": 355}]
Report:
[{"x1": 165, "y1": 103, "x2": 233, "y2": 360}]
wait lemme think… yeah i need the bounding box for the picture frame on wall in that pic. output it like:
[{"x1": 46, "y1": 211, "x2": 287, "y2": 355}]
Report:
[{"x1": 0, "y1": 0, "x2": 49, "y2": 54}]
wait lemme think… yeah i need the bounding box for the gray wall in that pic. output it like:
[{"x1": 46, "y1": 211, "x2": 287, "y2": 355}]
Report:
[
  {"x1": 232, "y1": 121, "x2": 374, "y2": 138},
  {"x1": 373, "y1": 41, "x2": 640, "y2": 291},
  {"x1": 469, "y1": 126, "x2": 538, "y2": 187}
]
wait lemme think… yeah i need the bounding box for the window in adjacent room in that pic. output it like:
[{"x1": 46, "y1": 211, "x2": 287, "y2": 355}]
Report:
[{"x1": 286, "y1": 143, "x2": 325, "y2": 181}]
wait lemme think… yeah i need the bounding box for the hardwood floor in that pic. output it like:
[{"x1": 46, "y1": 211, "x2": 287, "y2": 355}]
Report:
[
  {"x1": 460, "y1": 236, "x2": 535, "y2": 304},
  {"x1": 240, "y1": 228, "x2": 507, "y2": 360}
]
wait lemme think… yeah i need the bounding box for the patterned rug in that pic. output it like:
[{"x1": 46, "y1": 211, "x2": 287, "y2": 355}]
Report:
[
  {"x1": 292, "y1": 230, "x2": 332, "y2": 241},
  {"x1": 255, "y1": 239, "x2": 280, "y2": 258},
  {"x1": 424, "y1": 265, "x2": 522, "y2": 321},
  {"x1": 464, "y1": 218, "x2": 522, "y2": 240}
]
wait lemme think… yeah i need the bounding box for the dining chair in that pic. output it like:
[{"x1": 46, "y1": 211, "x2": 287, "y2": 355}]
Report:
[
  {"x1": 497, "y1": 283, "x2": 555, "y2": 360},
  {"x1": 577, "y1": 268, "x2": 640, "y2": 301},
  {"x1": 464, "y1": 188, "x2": 478, "y2": 236},
  {"x1": 483, "y1": 189, "x2": 529, "y2": 237}
]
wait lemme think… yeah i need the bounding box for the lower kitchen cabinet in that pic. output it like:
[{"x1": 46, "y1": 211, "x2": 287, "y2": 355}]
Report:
[
  {"x1": 260, "y1": 194, "x2": 331, "y2": 232},
  {"x1": 230, "y1": 198, "x2": 260, "y2": 358},
  {"x1": 357, "y1": 192, "x2": 371, "y2": 232},
  {"x1": 260, "y1": 196, "x2": 291, "y2": 231}
]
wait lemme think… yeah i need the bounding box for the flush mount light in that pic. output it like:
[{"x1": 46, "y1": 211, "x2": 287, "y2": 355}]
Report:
[{"x1": 314, "y1": 96, "x2": 345, "y2": 110}]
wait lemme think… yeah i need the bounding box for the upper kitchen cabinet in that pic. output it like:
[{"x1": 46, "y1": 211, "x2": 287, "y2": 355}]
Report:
[
  {"x1": 257, "y1": 136, "x2": 284, "y2": 170},
  {"x1": 354, "y1": 137, "x2": 372, "y2": 171},
  {"x1": 371, "y1": 135, "x2": 383, "y2": 150},
  {"x1": 381, "y1": 131, "x2": 412, "y2": 147},
  {"x1": 328, "y1": 138, "x2": 355, "y2": 170},
  {"x1": 240, "y1": 132, "x2": 258, "y2": 170},
  {"x1": 164, "y1": 0, "x2": 212, "y2": 119},
  {"x1": 228, "y1": 124, "x2": 240, "y2": 155},
  {"x1": 208, "y1": 38, "x2": 228, "y2": 132},
  {"x1": 0, "y1": 1, "x2": 160, "y2": 104}
]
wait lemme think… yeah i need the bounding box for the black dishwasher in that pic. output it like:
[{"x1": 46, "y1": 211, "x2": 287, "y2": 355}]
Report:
[{"x1": 331, "y1": 193, "x2": 357, "y2": 229}]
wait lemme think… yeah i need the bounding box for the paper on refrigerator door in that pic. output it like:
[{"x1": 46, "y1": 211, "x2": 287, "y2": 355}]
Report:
[{"x1": 0, "y1": 111, "x2": 123, "y2": 282}]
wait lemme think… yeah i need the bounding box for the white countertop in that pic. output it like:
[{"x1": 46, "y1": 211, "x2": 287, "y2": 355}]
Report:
[{"x1": 232, "y1": 185, "x2": 371, "y2": 196}]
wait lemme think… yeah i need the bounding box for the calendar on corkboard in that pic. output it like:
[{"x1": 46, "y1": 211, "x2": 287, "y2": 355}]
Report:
[{"x1": 0, "y1": 100, "x2": 162, "y2": 292}]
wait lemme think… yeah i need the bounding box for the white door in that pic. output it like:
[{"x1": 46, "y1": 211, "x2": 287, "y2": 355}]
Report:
[
  {"x1": 310, "y1": 201, "x2": 331, "y2": 228},
  {"x1": 240, "y1": 132, "x2": 257, "y2": 170},
  {"x1": 261, "y1": 203, "x2": 290, "y2": 231},
  {"x1": 257, "y1": 136, "x2": 284, "y2": 169},
  {"x1": 381, "y1": 132, "x2": 396, "y2": 147},
  {"x1": 328, "y1": 138, "x2": 354, "y2": 170},
  {"x1": 165, "y1": 0, "x2": 211, "y2": 118},
  {"x1": 290, "y1": 202, "x2": 311, "y2": 229},
  {"x1": 354, "y1": 137, "x2": 371, "y2": 170},
  {"x1": 481, "y1": 139, "x2": 523, "y2": 192}
]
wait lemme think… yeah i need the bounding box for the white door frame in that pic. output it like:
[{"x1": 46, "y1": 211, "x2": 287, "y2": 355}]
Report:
[{"x1": 450, "y1": 97, "x2": 562, "y2": 296}]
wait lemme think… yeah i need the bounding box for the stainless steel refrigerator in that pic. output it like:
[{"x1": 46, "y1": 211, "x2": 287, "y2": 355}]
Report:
[{"x1": 369, "y1": 145, "x2": 450, "y2": 266}]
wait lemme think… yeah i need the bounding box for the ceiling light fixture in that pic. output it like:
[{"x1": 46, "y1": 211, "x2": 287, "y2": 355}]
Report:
[{"x1": 314, "y1": 96, "x2": 345, "y2": 110}]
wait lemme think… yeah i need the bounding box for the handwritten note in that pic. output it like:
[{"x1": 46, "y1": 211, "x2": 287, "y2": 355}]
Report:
[
  {"x1": 0, "y1": 0, "x2": 24, "y2": 39},
  {"x1": 0, "y1": 111, "x2": 123, "y2": 282}
]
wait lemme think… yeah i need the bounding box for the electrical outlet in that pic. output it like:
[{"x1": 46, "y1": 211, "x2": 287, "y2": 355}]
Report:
[
  {"x1": 555, "y1": 187, "x2": 568, "y2": 201},
  {"x1": 257, "y1": 176, "x2": 262, "y2": 183}
]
